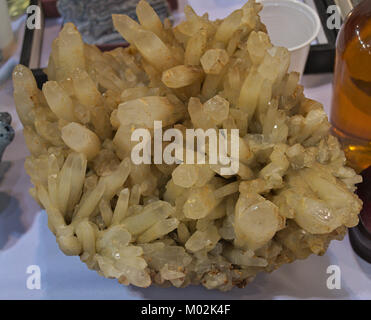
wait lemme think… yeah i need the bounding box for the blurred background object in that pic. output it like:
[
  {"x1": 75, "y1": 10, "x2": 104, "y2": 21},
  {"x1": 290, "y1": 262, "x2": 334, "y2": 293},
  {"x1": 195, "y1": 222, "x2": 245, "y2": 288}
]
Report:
[
  {"x1": 349, "y1": 166, "x2": 371, "y2": 263},
  {"x1": 0, "y1": 0, "x2": 15, "y2": 63},
  {"x1": 56, "y1": 0, "x2": 173, "y2": 47},
  {"x1": 0, "y1": 0, "x2": 18, "y2": 85},
  {"x1": 335, "y1": 0, "x2": 363, "y2": 19},
  {"x1": 19, "y1": 0, "x2": 44, "y2": 70},
  {"x1": 6, "y1": 0, "x2": 30, "y2": 19},
  {"x1": 40, "y1": 0, "x2": 59, "y2": 18}
]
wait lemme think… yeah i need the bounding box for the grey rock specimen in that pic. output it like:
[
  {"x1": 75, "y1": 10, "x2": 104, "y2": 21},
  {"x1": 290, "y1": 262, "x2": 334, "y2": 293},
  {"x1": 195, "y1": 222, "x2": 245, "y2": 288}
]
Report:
[
  {"x1": 57, "y1": 0, "x2": 171, "y2": 45},
  {"x1": 0, "y1": 112, "x2": 14, "y2": 161}
]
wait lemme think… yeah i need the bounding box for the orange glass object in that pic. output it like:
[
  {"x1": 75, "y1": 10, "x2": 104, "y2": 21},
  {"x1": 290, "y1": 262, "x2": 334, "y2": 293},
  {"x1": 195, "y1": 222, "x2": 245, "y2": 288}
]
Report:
[{"x1": 330, "y1": 0, "x2": 371, "y2": 173}]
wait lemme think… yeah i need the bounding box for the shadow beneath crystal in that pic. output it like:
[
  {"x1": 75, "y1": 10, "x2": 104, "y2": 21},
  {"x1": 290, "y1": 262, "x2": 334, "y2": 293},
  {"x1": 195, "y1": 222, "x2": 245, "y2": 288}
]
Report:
[
  {"x1": 0, "y1": 191, "x2": 25, "y2": 250},
  {"x1": 129, "y1": 252, "x2": 352, "y2": 300},
  {"x1": 0, "y1": 161, "x2": 11, "y2": 184},
  {"x1": 34, "y1": 209, "x2": 357, "y2": 299},
  {"x1": 0, "y1": 159, "x2": 41, "y2": 251}
]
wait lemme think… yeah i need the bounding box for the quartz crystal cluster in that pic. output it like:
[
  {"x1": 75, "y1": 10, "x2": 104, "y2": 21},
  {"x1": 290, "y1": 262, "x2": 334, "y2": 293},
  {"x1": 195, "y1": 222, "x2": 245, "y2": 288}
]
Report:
[{"x1": 13, "y1": 0, "x2": 362, "y2": 290}]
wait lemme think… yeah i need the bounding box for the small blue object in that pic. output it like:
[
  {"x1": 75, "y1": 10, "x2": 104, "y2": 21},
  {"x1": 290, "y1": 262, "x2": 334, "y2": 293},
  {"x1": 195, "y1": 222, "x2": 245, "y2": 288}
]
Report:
[{"x1": 0, "y1": 112, "x2": 15, "y2": 161}]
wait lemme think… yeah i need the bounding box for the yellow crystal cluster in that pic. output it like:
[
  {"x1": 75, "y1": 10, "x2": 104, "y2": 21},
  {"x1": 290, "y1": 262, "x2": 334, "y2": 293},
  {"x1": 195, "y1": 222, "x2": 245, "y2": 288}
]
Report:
[{"x1": 13, "y1": 0, "x2": 362, "y2": 290}]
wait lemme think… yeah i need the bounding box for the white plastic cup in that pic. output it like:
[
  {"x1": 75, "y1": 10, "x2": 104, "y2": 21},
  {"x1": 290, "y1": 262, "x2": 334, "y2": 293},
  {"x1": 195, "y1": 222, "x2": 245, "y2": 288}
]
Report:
[{"x1": 259, "y1": 0, "x2": 321, "y2": 76}]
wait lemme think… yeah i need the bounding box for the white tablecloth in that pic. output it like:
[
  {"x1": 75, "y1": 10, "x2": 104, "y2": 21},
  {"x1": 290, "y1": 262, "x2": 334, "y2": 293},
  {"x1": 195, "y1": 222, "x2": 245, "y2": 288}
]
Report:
[{"x1": 0, "y1": 4, "x2": 370, "y2": 300}]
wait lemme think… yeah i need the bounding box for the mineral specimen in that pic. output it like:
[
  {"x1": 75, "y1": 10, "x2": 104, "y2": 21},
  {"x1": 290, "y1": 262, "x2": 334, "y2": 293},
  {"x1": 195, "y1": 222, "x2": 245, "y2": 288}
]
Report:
[{"x1": 13, "y1": 0, "x2": 362, "y2": 291}]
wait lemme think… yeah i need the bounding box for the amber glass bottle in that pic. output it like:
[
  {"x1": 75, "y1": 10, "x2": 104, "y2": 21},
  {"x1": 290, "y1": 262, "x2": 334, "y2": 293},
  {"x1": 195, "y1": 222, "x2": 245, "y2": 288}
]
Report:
[
  {"x1": 334, "y1": 0, "x2": 371, "y2": 263},
  {"x1": 331, "y1": 0, "x2": 371, "y2": 173}
]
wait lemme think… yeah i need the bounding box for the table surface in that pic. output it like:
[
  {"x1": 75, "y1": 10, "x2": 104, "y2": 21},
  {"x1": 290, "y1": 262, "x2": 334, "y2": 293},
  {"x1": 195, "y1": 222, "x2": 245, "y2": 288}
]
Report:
[{"x1": 0, "y1": 3, "x2": 370, "y2": 300}]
